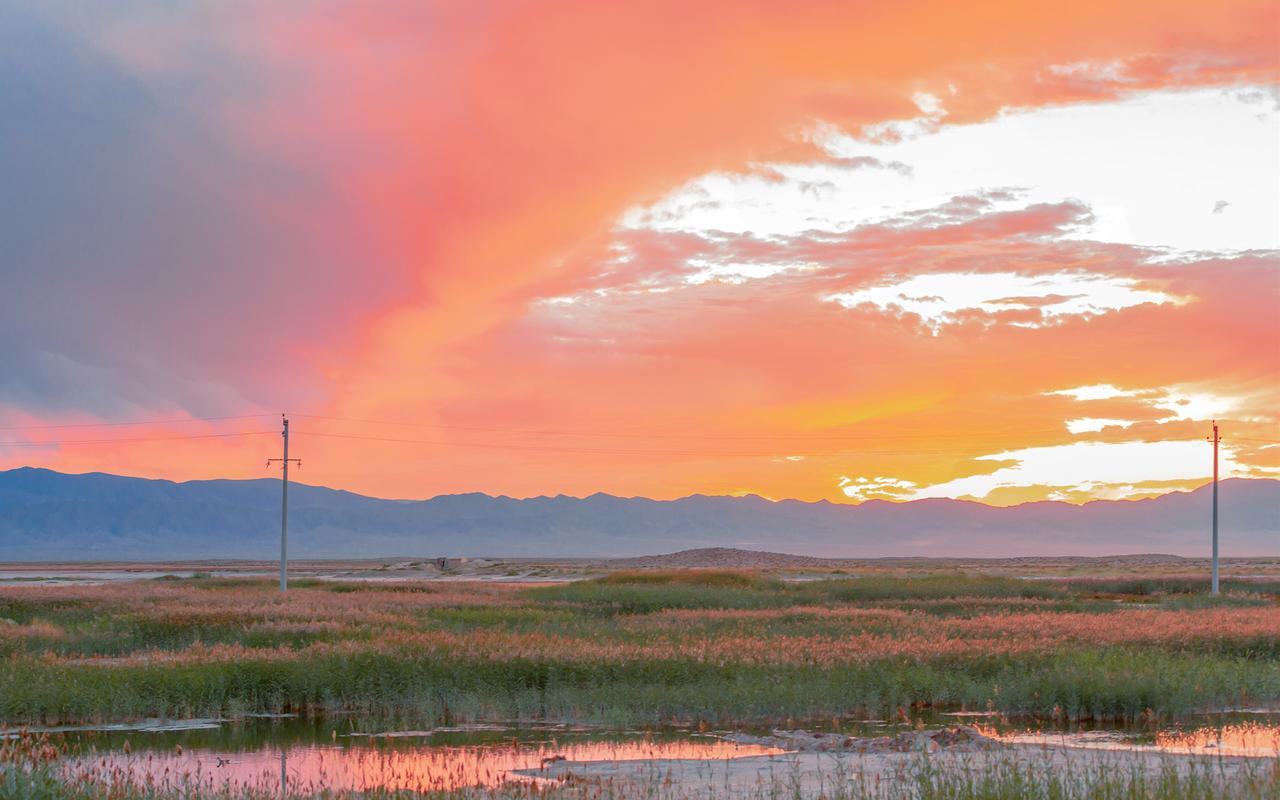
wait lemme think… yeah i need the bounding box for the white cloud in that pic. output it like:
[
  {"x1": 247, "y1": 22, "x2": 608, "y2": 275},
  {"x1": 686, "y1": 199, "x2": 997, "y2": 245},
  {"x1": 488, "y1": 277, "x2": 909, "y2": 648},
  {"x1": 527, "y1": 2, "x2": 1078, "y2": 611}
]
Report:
[
  {"x1": 1048, "y1": 384, "x2": 1142, "y2": 401},
  {"x1": 824, "y1": 271, "x2": 1179, "y2": 331},
  {"x1": 839, "y1": 475, "x2": 917, "y2": 501},
  {"x1": 685, "y1": 258, "x2": 817, "y2": 285},
  {"x1": 1066, "y1": 418, "x2": 1136, "y2": 434},
  {"x1": 1043, "y1": 59, "x2": 1133, "y2": 84},
  {"x1": 912, "y1": 91, "x2": 945, "y2": 116},
  {"x1": 1151, "y1": 390, "x2": 1237, "y2": 423},
  {"x1": 1048, "y1": 384, "x2": 1250, "y2": 425},
  {"x1": 909, "y1": 440, "x2": 1235, "y2": 501},
  {"x1": 622, "y1": 86, "x2": 1280, "y2": 252}
]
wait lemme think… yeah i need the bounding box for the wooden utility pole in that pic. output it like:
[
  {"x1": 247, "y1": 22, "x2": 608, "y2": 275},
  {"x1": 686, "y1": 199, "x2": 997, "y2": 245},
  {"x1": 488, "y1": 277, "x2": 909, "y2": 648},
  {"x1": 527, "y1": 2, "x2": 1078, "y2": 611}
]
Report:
[
  {"x1": 1210, "y1": 420, "x2": 1220, "y2": 595},
  {"x1": 266, "y1": 414, "x2": 301, "y2": 592}
]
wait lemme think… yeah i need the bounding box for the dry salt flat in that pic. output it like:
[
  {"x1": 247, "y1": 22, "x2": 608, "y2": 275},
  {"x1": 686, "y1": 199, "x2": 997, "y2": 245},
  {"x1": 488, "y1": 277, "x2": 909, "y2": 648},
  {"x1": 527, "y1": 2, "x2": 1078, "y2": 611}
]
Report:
[{"x1": 515, "y1": 727, "x2": 1276, "y2": 797}]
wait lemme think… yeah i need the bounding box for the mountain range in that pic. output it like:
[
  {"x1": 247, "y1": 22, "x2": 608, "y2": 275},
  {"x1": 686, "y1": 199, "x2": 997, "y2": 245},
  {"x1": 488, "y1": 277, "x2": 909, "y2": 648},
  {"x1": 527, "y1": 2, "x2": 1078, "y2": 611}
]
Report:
[{"x1": 0, "y1": 467, "x2": 1275, "y2": 560}]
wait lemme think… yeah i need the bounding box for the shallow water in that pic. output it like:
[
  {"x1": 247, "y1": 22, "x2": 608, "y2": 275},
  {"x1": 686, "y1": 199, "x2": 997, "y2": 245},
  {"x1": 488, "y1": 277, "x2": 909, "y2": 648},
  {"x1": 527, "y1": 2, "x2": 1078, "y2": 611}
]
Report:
[
  {"x1": 53, "y1": 719, "x2": 783, "y2": 794},
  {"x1": 0, "y1": 570, "x2": 201, "y2": 585},
  {"x1": 981, "y1": 718, "x2": 1280, "y2": 757},
  {"x1": 40, "y1": 712, "x2": 1280, "y2": 795}
]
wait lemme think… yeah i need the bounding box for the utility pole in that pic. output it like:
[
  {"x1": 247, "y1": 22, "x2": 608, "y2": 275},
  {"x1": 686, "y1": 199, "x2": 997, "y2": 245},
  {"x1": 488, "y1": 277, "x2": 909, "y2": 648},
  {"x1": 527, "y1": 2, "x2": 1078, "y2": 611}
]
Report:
[
  {"x1": 1210, "y1": 420, "x2": 1220, "y2": 595},
  {"x1": 266, "y1": 414, "x2": 301, "y2": 592}
]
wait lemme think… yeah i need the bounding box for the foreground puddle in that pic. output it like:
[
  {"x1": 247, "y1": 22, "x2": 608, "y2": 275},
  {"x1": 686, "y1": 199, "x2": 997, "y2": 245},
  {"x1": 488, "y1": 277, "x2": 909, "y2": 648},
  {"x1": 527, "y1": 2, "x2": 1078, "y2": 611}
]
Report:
[
  {"x1": 40, "y1": 712, "x2": 1280, "y2": 795},
  {"x1": 58, "y1": 723, "x2": 781, "y2": 794},
  {"x1": 984, "y1": 721, "x2": 1280, "y2": 758}
]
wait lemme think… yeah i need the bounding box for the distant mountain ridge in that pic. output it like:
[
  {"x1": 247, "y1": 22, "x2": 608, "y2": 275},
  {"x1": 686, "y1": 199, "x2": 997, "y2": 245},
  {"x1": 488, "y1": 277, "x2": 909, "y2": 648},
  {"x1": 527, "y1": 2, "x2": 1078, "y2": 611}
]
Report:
[{"x1": 0, "y1": 467, "x2": 1276, "y2": 560}]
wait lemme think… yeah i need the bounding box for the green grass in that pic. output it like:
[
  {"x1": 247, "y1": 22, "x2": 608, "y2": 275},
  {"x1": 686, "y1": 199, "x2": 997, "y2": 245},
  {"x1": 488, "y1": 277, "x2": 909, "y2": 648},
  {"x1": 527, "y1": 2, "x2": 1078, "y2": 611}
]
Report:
[
  {"x1": 594, "y1": 569, "x2": 783, "y2": 588},
  {"x1": 1062, "y1": 577, "x2": 1280, "y2": 596},
  {"x1": 4, "y1": 645, "x2": 1276, "y2": 726},
  {"x1": 1157, "y1": 593, "x2": 1275, "y2": 610},
  {"x1": 526, "y1": 572, "x2": 1069, "y2": 615},
  {"x1": 526, "y1": 581, "x2": 790, "y2": 614},
  {"x1": 2, "y1": 570, "x2": 1277, "y2": 726},
  {"x1": 873, "y1": 755, "x2": 1280, "y2": 800},
  {"x1": 797, "y1": 574, "x2": 1066, "y2": 602}
]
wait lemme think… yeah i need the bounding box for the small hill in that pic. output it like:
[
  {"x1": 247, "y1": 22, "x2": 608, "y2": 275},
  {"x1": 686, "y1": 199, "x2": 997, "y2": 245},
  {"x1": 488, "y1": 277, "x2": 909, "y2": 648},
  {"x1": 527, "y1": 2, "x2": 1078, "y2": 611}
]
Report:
[{"x1": 608, "y1": 547, "x2": 834, "y2": 569}]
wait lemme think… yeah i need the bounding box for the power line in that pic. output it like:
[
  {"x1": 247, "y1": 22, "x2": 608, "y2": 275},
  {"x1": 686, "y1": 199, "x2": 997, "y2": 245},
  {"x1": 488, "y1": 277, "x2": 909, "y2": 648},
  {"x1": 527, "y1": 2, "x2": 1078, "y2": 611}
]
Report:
[
  {"x1": 289, "y1": 412, "x2": 1065, "y2": 443},
  {"x1": 0, "y1": 408, "x2": 1064, "y2": 444},
  {"x1": 3, "y1": 423, "x2": 1262, "y2": 455},
  {"x1": 0, "y1": 431, "x2": 277, "y2": 447},
  {"x1": 0, "y1": 414, "x2": 276, "y2": 432},
  {"x1": 292, "y1": 428, "x2": 1045, "y2": 458},
  {"x1": 3, "y1": 408, "x2": 1273, "y2": 452},
  {"x1": 296, "y1": 429, "x2": 767, "y2": 457}
]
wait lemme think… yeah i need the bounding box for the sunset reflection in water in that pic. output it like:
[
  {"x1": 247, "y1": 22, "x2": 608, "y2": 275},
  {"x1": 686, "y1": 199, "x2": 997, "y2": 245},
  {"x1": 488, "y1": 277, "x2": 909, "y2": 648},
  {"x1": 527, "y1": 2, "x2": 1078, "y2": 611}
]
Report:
[
  {"x1": 68, "y1": 737, "x2": 784, "y2": 794},
  {"x1": 979, "y1": 722, "x2": 1280, "y2": 758}
]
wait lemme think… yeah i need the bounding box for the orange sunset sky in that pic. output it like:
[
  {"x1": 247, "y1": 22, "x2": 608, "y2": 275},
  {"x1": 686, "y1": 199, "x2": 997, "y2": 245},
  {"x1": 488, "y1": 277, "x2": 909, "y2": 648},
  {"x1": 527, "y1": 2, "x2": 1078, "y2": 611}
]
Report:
[{"x1": 1, "y1": 1, "x2": 1278, "y2": 505}]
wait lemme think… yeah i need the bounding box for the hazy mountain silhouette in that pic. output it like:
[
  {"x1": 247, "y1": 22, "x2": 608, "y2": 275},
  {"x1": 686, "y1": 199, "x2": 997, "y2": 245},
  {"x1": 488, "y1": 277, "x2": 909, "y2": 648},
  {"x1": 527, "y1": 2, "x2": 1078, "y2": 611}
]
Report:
[{"x1": 0, "y1": 467, "x2": 1275, "y2": 560}]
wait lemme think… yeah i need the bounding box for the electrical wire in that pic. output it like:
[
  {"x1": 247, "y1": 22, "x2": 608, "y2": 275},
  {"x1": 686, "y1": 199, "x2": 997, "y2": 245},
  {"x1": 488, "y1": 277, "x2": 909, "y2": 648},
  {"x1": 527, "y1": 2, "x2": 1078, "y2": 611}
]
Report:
[
  {"x1": 289, "y1": 412, "x2": 1067, "y2": 443},
  {"x1": 1, "y1": 410, "x2": 1268, "y2": 454},
  {"x1": 0, "y1": 431, "x2": 277, "y2": 447},
  {"x1": 292, "y1": 428, "x2": 1056, "y2": 458},
  {"x1": 0, "y1": 414, "x2": 277, "y2": 432}
]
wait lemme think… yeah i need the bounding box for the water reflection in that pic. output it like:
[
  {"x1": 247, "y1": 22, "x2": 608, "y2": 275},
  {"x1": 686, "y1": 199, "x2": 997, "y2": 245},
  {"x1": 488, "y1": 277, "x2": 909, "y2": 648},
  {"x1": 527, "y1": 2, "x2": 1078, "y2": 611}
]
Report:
[
  {"x1": 981, "y1": 721, "x2": 1280, "y2": 757},
  {"x1": 1157, "y1": 722, "x2": 1280, "y2": 756},
  {"x1": 68, "y1": 736, "x2": 782, "y2": 794},
  {"x1": 50, "y1": 713, "x2": 1280, "y2": 795}
]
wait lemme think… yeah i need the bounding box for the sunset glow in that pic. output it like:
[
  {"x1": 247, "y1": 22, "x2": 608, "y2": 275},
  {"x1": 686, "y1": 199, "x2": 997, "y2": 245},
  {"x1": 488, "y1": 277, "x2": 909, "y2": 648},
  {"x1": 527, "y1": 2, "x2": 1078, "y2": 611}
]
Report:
[{"x1": 1, "y1": 0, "x2": 1277, "y2": 505}]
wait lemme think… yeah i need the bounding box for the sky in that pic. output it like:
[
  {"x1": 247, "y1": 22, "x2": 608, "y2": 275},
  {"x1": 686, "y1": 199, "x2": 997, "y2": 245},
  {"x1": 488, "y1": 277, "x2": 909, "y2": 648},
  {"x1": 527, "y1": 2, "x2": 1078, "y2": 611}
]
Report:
[{"x1": 1, "y1": 0, "x2": 1277, "y2": 506}]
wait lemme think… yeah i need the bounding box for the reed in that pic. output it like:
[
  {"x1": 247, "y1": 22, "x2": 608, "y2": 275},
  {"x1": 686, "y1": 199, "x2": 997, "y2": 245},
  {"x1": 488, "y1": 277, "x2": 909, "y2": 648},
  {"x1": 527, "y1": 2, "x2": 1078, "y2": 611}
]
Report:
[{"x1": 1, "y1": 571, "x2": 1276, "y2": 726}]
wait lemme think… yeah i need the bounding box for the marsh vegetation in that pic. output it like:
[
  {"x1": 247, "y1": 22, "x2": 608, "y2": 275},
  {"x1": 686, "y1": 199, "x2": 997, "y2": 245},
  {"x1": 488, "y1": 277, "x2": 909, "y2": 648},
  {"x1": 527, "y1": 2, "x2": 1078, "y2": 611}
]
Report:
[
  {"x1": 2, "y1": 569, "x2": 1277, "y2": 797},
  {"x1": 1, "y1": 570, "x2": 1276, "y2": 726}
]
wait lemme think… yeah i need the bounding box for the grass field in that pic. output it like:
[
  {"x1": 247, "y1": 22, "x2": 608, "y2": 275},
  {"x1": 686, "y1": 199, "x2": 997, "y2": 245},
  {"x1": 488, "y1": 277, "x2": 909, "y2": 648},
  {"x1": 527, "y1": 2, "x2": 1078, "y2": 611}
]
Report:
[{"x1": 1, "y1": 570, "x2": 1277, "y2": 726}]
